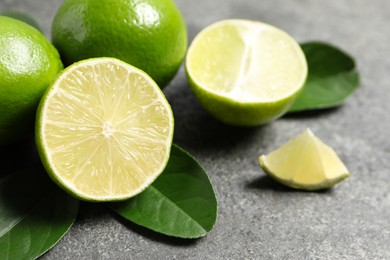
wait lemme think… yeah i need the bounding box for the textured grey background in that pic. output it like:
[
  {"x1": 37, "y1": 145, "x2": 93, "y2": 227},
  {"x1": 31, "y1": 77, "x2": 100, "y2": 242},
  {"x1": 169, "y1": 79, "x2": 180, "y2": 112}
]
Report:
[{"x1": 1, "y1": 0, "x2": 389, "y2": 259}]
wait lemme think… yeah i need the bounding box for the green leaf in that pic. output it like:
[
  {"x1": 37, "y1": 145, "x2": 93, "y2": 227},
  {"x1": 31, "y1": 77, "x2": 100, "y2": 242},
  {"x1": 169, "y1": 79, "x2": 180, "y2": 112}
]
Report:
[
  {"x1": 0, "y1": 167, "x2": 79, "y2": 259},
  {"x1": 289, "y1": 41, "x2": 360, "y2": 112},
  {"x1": 110, "y1": 145, "x2": 218, "y2": 239}
]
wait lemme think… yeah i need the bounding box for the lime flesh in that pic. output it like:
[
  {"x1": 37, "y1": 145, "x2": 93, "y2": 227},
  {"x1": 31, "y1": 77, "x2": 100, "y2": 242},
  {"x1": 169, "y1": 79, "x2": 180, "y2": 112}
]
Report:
[
  {"x1": 36, "y1": 58, "x2": 174, "y2": 202},
  {"x1": 259, "y1": 129, "x2": 349, "y2": 190}
]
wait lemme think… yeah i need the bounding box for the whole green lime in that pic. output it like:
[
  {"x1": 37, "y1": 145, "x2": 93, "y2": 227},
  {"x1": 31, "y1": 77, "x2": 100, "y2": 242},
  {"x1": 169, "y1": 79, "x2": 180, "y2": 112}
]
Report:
[
  {"x1": 52, "y1": 0, "x2": 187, "y2": 88},
  {"x1": 0, "y1": 16, "x2": 63, "y2": 145}
]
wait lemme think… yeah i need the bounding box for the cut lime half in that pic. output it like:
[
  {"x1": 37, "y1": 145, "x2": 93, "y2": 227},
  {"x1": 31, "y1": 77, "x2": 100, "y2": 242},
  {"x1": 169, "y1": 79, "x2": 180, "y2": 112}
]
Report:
[
  {"x1": 259, "y1": 129, "x2": 349, "y2": 190},
  {"x1": 186, "y1": 19, "x2": 307, "y2": 126},
  {"x1": 36, "y1": 58, "x2": 174, "y2": 202}
]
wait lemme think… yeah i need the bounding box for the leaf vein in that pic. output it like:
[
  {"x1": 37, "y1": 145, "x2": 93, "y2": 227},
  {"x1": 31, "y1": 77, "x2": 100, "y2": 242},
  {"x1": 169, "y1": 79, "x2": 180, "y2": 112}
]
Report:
[{"x1": 148, "y1": 185, "x2": 207, "y2": 233}]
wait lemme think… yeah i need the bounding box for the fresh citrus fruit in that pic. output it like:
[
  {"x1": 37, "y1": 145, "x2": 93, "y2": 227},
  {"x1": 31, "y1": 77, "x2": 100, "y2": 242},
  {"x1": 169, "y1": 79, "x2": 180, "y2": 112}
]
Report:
[
  {"x1": 35, "y1": 58, "x2": 174, "y2": 202},
  {"x1": 186, "y1": 19, "x2": 307, "y2": 126},
  {"x1": 258, "y1": 129, "x2": 349, "y2": 190},
  {"x1": 51, "y1": 0, "x2": 187, "y2": 88},
  {"x1": 0, "y1": 16, "x2": 63, "y2": 145}
]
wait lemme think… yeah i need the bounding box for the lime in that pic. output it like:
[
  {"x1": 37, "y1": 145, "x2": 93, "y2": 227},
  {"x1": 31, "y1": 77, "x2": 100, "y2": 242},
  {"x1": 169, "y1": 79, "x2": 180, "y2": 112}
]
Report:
[
  {"x1": 258, "y1": 129, "x2": 349, "y2": 190},
  {"x1": 186, "y1": 19, "x2": 307, "y2": 126},
  {"x1": 36, "y1": 58, "x2": 174, "y2": 202},
  {"x1": 51, "y1": 0, "x2": 187, "y2": 88},
  {"x1": 0, "y1": 16, "x2": 63, "y2": 145}
]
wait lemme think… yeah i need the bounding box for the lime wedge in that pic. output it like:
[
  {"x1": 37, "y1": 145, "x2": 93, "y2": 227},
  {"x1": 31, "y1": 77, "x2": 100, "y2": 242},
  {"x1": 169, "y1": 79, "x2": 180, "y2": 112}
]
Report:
[
  {"x1": 186, "y1": 19, "x2": 307, "y2": 126},
  {"x1": 259, "y1": 129, "x2": 349, "y2": 190},
  {"x1": 36, "y1": 58, "x2": 174, "y2": 202}
]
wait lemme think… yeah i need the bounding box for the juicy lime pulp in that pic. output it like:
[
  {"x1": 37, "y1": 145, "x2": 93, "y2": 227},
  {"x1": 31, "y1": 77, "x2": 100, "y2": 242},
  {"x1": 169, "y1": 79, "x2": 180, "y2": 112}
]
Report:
[
  {"x1": 36, "y1": 58, "x2": 174, "y2": 202},
  {"x1": 51, "y1": 0, "x2": 187, "y2": 88},
  {"x1": 186, "y1": 19, "x2": 307, "y2": 126},
  {"x1": 259, "y1": 129, "x2": 349, "y2": 190}
]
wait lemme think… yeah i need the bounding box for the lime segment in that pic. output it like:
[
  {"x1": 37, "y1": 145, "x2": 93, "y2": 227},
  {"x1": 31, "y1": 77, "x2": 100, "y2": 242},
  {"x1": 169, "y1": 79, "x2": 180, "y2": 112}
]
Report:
[
  {"x1": 36, "y1": 58, "x2": 174, "y2": 201},
  {"x1": 259, "y1": 129, "x2": 349, "y2": 190}
]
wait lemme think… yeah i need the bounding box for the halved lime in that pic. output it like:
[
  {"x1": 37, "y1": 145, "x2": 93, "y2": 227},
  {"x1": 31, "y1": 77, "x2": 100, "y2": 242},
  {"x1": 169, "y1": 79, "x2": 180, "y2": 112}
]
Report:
[
  {"x1": 259, "y1": 129, "x2": 349, "y2": 190},
  {"x1": 186, "y1": 19, "x2": 307, "y2": 126},
  {"x1": 36, "y1": 58, "x2": 174, "y2": 202}
]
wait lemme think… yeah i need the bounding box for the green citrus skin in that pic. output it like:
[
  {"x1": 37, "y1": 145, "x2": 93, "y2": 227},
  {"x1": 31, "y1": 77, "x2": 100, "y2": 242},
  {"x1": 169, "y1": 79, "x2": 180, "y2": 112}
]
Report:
[
  {"x1": 0, "y1": 16, "x2": 63, "y2": 145},
  {"x1": 187, "y1": 74, "x2": 303, "y2": 126},
  {"x1": 0, "y1": 11, "x2": 42, "y2": 31},
  {"x1": 52, "y1": 0, "x2": 187, "y2": 88}
]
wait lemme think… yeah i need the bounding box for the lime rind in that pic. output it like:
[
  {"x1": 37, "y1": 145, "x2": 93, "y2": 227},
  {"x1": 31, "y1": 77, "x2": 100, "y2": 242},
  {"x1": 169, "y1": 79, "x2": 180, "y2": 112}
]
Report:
[
  {"x1": 186, "y1": 71, "x2": 303, "y2": 126},
  {"x1": 1, "y1": 11, "x2": 42, "y2": 31}
]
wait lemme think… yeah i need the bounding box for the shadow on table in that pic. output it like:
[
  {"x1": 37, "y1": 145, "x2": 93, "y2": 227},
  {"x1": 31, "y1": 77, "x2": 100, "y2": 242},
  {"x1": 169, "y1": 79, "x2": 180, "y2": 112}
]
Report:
[
  {"x1": 176, "y1": 113, "x2": 267, "y2": 150},
  {"x1": 246, "y1": 175, "x2": 333, "y2": 194},
  {"x1": 0, "y1": 137, "x2": 38, "y2": 178},
  {"x1": 76, "y1": 203, "x2": 194, "y2": 247},
  {"x1": 77, "y1": 202, "x2": 201, "y2": 246},
  {"x1": 165, "y1": 76, "x2": 273, "y2": 153},
  {"x1": 282, "y1": 106, "x2": 342, "y2": 120},
  {"x1": 111, "y1": 213, "x2": 201, "y2": 247},
  {"x1": 171, "y1": 100, "x2": 272, "y2": 154}
]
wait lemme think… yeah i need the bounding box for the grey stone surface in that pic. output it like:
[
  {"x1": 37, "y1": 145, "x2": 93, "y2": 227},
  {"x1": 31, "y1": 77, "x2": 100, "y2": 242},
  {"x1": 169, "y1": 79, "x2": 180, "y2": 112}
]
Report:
[{"x1": 1, "y1": 0, "x2": 389, "y2": 259}]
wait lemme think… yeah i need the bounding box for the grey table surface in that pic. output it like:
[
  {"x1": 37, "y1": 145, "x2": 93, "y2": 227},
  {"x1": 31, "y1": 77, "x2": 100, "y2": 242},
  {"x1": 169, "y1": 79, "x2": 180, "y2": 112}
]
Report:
[{"x1": 1, "y1": 0, "x2": 390, "y2": 259}]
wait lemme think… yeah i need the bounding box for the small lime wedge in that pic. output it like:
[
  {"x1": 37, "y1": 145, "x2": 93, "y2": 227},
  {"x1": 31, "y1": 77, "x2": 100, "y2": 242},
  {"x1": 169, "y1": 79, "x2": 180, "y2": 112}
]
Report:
[
  {"x1": 259, "y1": 129, "x2": 349, "y2": 190},
  {"x1": 36, "y1": 58, "x2": 174, "y2": 202},
  {"x1": 186, "y1": 19, "x2": 307, "y2": 126}
]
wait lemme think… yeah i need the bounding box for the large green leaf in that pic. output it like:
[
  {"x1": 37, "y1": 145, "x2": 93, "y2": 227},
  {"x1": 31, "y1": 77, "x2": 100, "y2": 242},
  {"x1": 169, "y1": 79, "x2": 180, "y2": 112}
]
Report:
[
  {"x1": 289, "y1": 41, "x2": 360, "y2": 112},
  {"x1": 110, "y1": 145, "x2": 218, "y2": 239},
  {"x1": 0, "y1": 167, "x2": 79, "y2": 259}
]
